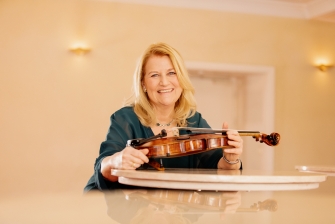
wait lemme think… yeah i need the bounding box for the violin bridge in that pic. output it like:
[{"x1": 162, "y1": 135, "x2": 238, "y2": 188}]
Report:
[{"x1": 171, "y1": 128, "x2": 180, "y2": 137}]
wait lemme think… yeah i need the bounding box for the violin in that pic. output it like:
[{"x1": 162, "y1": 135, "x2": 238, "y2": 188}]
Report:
[{"x1": 127, "y1": 127, "x2": 280, "y2": 170}]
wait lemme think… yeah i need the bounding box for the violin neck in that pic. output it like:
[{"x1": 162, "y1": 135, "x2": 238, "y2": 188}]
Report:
[
  {"x1": 237, "y1": 131, "x2": 261, "y2": 137},
  {"x1": 176, "y1": 127, "x2": 261, "y2": 137}
]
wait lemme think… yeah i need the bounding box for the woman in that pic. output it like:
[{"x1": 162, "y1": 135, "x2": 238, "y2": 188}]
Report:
[{"x1": 84, "y1": 42, "x2": 243, "y2": 191}]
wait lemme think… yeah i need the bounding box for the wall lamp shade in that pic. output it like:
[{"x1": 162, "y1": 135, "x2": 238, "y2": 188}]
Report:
[
  {"x1": 69, "y1": 46, "x2": 91, "y2": 55},
  {"x1": 317, "y1": 64, "x2": 333, "y2": 72}
]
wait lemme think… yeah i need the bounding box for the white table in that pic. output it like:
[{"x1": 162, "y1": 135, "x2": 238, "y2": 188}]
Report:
[{"x1": 111, "y1": 168, "x2": 327, "y2": 191}]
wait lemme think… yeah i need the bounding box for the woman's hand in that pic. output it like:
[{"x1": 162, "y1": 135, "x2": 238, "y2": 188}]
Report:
[
  {"x1": 100, "y1": 146, "x2": 149, "y2": 181},
  {"x1": 218, "y1": 122, "x2": 243, "y2": 170},
  {"x1": 116, "y1": 146, "x2": 150, "y2": 169}
]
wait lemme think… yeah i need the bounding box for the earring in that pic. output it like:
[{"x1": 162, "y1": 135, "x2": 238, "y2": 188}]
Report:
[{"x1": 143, "y1": 87, "x2": 147, "y2": 92}]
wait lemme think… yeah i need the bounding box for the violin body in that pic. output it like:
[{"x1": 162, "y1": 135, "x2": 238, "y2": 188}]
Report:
[
  {"x1": 133, "y1": 134, "x2": 232, "y2": 159},
  {"x1": 128, "y1": 129, "x2": 280, "y2": 159}
]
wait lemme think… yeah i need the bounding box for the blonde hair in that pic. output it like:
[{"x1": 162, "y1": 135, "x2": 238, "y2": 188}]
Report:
[{"x1": 125, "y1": 42, "x2": 196, "y2": 127}]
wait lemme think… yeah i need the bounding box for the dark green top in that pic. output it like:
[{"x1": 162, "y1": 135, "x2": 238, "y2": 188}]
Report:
[{"x1": 84, "y1": 106, "x2": 223, "y2": 192}]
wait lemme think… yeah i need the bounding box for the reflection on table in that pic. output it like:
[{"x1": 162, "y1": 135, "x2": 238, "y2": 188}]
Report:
[{"x1": 104, "y1": 189, "x2": 278, "y2": 224}]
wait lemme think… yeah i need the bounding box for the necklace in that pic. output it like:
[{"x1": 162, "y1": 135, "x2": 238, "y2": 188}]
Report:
[{"x1": 156, "y1": 119, "x2": 174, "y2": 127}]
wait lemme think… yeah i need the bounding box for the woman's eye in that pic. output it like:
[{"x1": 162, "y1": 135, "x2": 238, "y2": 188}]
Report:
[
  {"x1": 150, "y1": 73, "x2": 159, "y2": 77},
  {"x1": 168, "y1": 71, "x2": 176, "y2": 75}
]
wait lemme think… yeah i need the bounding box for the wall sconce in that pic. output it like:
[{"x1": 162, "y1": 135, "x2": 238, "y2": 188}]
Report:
[
  {"x1": 69, "y1": 44, "x2": 91, "y2": 55},
  {"x1": 316, "y1": 64, "x2": 333, "y2": 72}
]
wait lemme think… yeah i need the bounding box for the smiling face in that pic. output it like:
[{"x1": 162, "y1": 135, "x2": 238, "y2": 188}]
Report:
[{"x1": 142, "y1": 54, "x2": 183, "y2": 109}]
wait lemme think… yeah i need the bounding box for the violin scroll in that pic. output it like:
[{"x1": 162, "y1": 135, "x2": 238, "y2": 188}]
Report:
[{"x1": 259, "y1": 132, "x2": 280, "y2": 146}]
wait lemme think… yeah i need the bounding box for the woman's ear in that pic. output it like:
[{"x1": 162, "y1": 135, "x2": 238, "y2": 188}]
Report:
[{"x1": 142, "y1": 83, "x2": 147, "y2": 93}]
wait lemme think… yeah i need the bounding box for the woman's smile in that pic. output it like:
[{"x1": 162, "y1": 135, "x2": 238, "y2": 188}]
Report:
[{"x1": 157, "y1": 88, "x2": 174, "y2": 93}]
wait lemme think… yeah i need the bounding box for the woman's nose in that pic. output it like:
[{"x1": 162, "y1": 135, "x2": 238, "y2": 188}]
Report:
[{"x1": 159, "y1": 75, "x2": 168, "y2": 85}]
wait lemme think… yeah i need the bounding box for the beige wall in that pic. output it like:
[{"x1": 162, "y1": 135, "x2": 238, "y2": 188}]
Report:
[{"x1": 1, "y1": 0, "x2": 335, "y2": 198}]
